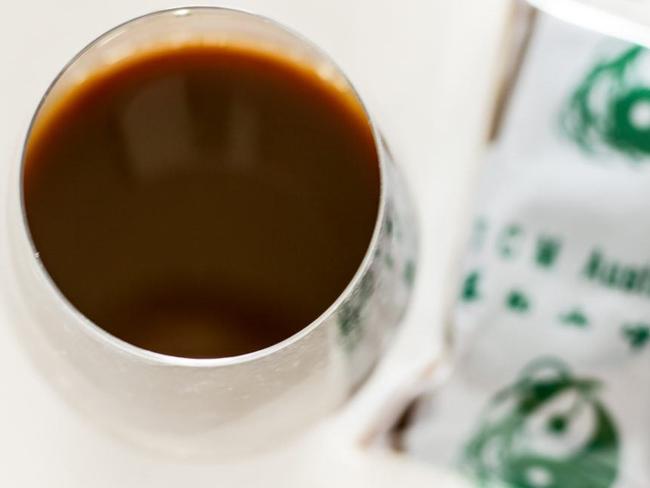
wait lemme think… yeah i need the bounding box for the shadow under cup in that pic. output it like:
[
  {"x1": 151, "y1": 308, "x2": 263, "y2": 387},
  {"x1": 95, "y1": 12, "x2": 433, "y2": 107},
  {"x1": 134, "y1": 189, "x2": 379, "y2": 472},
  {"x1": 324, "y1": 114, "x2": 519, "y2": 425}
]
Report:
[{"x1": 10, "y1": 7, "x2": 417, "y2": 457}]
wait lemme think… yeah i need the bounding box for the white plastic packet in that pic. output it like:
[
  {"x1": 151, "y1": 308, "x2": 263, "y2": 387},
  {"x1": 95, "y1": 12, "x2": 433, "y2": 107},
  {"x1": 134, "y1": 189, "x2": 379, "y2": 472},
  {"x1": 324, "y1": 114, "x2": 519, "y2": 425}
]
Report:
[{"x1": 390, "y1": 3, "x2": 650, "y2": 487}]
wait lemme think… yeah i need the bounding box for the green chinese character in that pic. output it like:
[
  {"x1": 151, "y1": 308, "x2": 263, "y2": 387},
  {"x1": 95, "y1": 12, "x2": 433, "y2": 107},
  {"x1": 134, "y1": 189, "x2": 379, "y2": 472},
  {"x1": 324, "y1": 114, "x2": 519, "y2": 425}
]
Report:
[
  {"x1": 559, "y1": 308, "x2": 589, "y2": 327},
  {"x1": 535, "y1": 236, "x2": 562, "y2": 268},
  {"x1": 498, "y1": 224, "x2": 523, "y2": 259},
  {"x1": 622, "y1": 323, "x2": 650, "y2": 350},
  {"x1": 506, "y1": 289, "x2": 530, "y2": 313},
  {"x1": 461, "y1": 270, "x2": 481, "y2": 302}
]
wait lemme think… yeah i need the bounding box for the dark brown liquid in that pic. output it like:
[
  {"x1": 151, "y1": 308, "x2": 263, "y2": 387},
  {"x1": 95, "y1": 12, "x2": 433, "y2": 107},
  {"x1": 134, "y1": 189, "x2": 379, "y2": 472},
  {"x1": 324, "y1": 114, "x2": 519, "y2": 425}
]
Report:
[{"x1": 23, "y1": 44, "x2": 380, "y2": 358}]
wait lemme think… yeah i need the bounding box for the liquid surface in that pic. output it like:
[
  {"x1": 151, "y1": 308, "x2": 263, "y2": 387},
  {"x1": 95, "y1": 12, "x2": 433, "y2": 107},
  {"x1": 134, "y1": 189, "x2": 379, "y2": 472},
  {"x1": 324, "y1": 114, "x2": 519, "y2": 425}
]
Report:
[{"x1": 23, "y1": 44, "x2": 380, "y2": 358}]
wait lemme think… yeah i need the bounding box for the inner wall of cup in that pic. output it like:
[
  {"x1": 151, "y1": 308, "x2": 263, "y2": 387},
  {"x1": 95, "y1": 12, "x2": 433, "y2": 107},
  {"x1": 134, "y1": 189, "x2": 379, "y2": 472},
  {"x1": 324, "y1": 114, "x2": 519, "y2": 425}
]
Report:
[
  {"x1": 20, "y1": 7, "x2": 384, "y2": 358},
  {"x1": 30, "y1": 8, "x2": 365, "y2": 143}
]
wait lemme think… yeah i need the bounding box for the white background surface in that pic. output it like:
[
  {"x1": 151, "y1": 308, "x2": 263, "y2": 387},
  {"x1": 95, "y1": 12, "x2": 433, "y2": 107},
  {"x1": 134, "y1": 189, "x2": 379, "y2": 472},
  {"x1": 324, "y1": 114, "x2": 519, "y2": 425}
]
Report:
[{"x1": 0, "y1": 0, "x2": 510, "y2": 486}]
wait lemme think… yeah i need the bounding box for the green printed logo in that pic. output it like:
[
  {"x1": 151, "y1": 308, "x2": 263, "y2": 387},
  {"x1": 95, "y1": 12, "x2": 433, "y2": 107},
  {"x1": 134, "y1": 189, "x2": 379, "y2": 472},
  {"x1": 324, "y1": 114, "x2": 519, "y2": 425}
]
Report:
[
  {"x1": 562, "y1": 45, "x2": 650, "y2": 160},
  {"x1": 461, "y1": 358, "x2": 620, "y2": 488}
]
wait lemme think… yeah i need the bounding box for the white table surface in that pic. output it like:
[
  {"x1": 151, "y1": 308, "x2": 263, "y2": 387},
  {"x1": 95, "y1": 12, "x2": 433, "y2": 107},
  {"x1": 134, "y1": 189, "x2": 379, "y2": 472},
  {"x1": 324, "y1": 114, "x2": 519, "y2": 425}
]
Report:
[{"x1": 0, "y1": 0, "x2": 510, "y2": 485}]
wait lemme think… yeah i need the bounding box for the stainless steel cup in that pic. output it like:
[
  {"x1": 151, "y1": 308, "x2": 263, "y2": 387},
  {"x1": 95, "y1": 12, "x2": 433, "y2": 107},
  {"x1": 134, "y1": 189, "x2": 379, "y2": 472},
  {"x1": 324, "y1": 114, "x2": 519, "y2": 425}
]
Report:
[{"x1": 6, "y1": 7, "x2": 418, "y2": 458}]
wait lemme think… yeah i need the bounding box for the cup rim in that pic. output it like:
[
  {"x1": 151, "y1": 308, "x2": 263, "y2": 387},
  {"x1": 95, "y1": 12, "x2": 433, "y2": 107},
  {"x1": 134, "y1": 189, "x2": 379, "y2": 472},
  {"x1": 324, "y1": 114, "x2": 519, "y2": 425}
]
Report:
[{"x1": 17, "y1": 5, "x2": 388, "y2": 368}]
